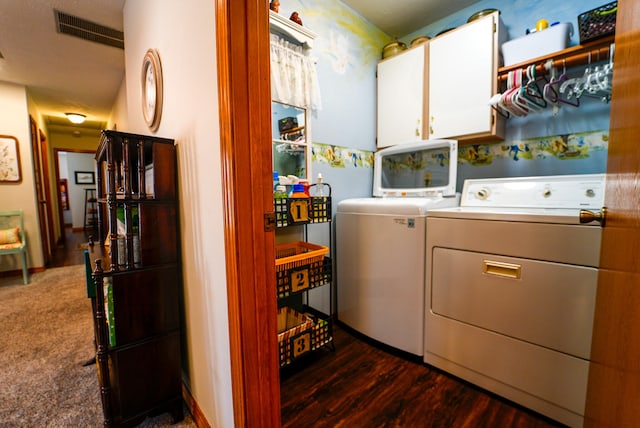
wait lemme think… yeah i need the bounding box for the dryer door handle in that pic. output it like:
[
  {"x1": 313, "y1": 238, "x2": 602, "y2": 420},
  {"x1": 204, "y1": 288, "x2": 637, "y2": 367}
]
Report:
[
  {"x1": 482, "y1": 260, "x2": 522, "y2": 279},
  {"x1": 579, "y1": 207, "x2": 607, "y2": 227}
]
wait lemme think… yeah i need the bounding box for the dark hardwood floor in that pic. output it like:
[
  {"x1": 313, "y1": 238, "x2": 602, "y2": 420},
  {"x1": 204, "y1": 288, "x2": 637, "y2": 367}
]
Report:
[
  {"x1": 50, "y1": 227, "x2": 104, "y2": 268},
  {"x1": 281, "y1": 323, "x2": 566, "y2": 428},
  {"x1": 50, "y1": 229, "x2": 565, "y2": 427}
]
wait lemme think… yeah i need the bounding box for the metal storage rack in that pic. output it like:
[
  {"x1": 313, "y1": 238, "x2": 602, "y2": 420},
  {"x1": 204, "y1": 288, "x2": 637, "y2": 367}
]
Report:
[{"x1": 275, "y1": 184, "x2": 334, "y2": 368}]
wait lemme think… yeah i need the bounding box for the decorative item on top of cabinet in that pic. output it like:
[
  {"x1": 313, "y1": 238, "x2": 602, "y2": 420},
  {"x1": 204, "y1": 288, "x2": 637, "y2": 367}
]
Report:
[
  {"x1": 428, "y1": 10, "x2": 506, "y2": 143},
  {"x1": 377, "y1": 42, "x2": 429, "y2": 148},
  {"x1": 290, "y1": 11, "x2": 303, "y2": 26},
  {"x1": 381, "y1": 39, "x2": 407, "y2": 59},
  {"x1": 90, "y1": 130, "x2": 183, "y2": 427},
  {"x1": 274, "y1": 182, "x2": 334, "y2": 368},
  {"x1": 269, "y1": 9, "x2": 316, "y2": 48}
]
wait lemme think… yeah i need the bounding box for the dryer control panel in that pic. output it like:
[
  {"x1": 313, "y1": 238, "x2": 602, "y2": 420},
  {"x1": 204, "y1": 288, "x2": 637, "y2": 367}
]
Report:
[{"x1": 461, "y1": 174, "x2": 605, "y2": 209}]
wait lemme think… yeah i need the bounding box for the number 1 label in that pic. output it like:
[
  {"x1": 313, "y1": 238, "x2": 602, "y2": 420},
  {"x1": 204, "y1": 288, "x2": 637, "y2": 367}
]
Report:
[{"x1": 289, "y1": 200, "x2": 310, "y2": 223}]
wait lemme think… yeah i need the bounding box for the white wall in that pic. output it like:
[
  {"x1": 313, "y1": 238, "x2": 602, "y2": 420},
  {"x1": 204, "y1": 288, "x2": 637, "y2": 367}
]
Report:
[
  {"x1": 57, "y1": 153, "x2": 73, "y2": 225},
  {"x1": 64, "y1": 153, "x2": 97, "y2": 229},
  {"x1": 0, "y1": 81, "x2": 43, "y2": 271},
  {"x1": 108, "y1": 76, "x2": 128, "y2": 131},
  {"x1": 122, "y1": 1, "x2": 233, "y2": 426}
]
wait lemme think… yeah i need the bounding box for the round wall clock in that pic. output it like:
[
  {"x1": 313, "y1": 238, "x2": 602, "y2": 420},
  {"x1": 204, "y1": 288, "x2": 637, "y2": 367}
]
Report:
[{"x1": 141, "y1": 49, "x2": 163, "y2": 132}]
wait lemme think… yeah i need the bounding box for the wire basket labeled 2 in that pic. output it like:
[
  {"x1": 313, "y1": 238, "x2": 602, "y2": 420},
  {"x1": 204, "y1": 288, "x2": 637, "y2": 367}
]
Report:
[{"x1": 275, "y1": 241, "x2": 330, "y2": 298}]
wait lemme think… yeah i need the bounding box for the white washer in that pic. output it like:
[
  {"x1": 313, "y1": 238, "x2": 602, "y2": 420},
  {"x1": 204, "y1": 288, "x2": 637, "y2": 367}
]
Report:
[
  {"x1": 424, "y1": 173, "x2": 605, "y2": 428},
  {"x1": 336, "y1": 140, "x2": 459, "y2": 356}
]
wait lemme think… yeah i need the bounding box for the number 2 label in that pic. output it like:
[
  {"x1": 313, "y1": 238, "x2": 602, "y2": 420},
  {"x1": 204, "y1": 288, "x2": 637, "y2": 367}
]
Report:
[{"x1": 291, "y1": 269, "x2": 310, "y2": 292}]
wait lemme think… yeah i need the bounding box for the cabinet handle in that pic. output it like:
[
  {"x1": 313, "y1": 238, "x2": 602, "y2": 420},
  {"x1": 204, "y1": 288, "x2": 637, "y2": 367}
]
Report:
[{"x1": 482, "y1": 260, "x2": 521, "y2": 279}]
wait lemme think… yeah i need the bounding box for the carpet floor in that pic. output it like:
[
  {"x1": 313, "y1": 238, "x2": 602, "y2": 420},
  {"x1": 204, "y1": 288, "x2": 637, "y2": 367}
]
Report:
[{"x1": 0, "y1": 266, "x2": 196, "y2": 427}]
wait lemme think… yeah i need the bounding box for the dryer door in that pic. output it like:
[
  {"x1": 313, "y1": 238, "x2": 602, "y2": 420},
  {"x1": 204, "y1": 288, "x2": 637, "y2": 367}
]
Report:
[{"x1": 431, "y1": 247, "x2": 597, "y2": 359}]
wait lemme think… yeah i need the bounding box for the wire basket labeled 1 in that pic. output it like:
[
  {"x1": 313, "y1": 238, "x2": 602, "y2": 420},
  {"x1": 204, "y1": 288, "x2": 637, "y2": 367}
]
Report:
[
  {"x1": 275, "y1": 241, "x2": 330, "y2": 297},
  {"x1": 273, "y1": 196, "x2": 332, "y2": 228}
]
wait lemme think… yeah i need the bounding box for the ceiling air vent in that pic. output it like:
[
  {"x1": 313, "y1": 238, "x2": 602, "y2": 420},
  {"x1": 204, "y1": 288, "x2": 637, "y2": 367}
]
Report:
[{"x1": 54, "y1": 10, "x2": 124, "y2": 49}]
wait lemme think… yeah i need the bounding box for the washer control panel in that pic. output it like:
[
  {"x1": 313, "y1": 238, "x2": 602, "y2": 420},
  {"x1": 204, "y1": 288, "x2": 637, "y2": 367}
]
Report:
[{"x1": 462, "y1": 174, "x2": 605, "y2": 209}]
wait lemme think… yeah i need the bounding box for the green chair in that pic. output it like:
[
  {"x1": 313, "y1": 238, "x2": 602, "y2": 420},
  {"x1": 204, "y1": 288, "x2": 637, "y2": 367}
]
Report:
[{"x1": 0, "y1": 210, "x2": 28, "y2": 284}]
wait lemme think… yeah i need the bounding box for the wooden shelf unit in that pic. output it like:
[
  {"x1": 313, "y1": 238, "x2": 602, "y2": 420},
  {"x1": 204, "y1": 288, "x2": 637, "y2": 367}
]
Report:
[
  {"x1": 90, "y1": 130, "x2": 183, "y2": 428},
  {"x1": 498, "y1": 34, "x2": 615, "y2": 81}
]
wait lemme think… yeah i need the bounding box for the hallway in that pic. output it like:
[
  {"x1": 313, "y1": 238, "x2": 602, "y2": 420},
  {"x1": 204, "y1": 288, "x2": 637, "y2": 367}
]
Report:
[{"x1": 49, "y1": 227, "x2": 104, "y2": 268}]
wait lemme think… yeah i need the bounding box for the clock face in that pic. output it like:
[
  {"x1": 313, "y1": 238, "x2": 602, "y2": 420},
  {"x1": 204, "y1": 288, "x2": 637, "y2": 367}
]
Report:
[
  {"x1": 144, "y1": 66, "x2": 156, "y2": 117},
  {"x1": 141, "y1": 49, "x2": 163, "y2": 131}
]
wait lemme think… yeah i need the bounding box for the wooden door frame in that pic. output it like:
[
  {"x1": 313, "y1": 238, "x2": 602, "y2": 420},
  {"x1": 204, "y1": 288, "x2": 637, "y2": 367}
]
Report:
[
  {"x1": 38, "y1": 130, "x2": 56, "y2": 253},
  {"x1": 216, "y1": 1, "x2": 640, "y2": 427},
  {"x1": 216, "y1": 0, "x2": 281, "y2": 426},
  {"x1": 52, "y1": 148, "x2": 96, "y2": 244},
  {"x1": 585, "y1": 0, "x2": 640, "y2": 425},
  {"x1": 29, "y1": 116, "x2": 51, "y2": 266}
]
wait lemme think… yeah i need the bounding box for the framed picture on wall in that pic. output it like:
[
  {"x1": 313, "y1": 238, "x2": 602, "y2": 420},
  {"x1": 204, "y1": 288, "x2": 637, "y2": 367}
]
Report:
[
  {"x1": 0, "y1": 135, "x2": 22, "y2": 183},
  {"x1": 74, "y1": 171, "x2": 95, "y2": 185}
]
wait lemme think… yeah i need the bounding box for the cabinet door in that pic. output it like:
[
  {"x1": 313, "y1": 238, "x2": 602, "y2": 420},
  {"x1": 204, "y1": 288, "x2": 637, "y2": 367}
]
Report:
[
  {"x1": 428, "y1": 13, "x2": 503, "y2": 141},
  {"x1": 377, "y1": 44, "x2": 428, "y2": 148}
]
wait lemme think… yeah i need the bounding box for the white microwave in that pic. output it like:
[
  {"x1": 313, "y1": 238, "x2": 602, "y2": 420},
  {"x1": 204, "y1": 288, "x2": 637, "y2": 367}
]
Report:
[{"x1": 373, "y1": 139, "x2": 458, "y2": 198}]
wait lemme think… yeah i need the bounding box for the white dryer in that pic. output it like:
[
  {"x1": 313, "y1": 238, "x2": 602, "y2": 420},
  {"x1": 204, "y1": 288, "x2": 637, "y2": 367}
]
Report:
[
  {"x1": 424, "y1": 174, "x2": 606, "y2": 428},
  {"x1": 336, "y1": 140, "x2": 459, "y2": 356}
]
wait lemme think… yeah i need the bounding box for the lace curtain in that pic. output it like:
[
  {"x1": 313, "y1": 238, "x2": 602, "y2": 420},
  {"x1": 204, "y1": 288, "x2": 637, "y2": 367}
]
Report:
[{"x1": 270, "y1": 34, "x2": 322, "y2": 110}]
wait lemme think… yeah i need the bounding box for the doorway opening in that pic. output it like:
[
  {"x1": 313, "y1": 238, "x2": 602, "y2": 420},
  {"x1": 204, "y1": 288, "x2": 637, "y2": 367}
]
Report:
[{"x1": 53, "y1": 149, "x2": 96, "y2": 243}]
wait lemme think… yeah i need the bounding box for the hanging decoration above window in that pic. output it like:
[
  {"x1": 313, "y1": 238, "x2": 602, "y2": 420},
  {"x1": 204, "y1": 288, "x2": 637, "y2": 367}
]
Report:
[{"x1": 270, "y1": 34, "x2": 322, "y2": 111}]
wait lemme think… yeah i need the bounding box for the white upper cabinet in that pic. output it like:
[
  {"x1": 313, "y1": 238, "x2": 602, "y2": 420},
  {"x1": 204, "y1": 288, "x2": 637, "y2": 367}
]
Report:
[
  {"x1": 428, "y1": 12, "x2": 505, "y2": 142},
  {"x1": 376, "y1": 44, "x2": 428, "y2": 148}
]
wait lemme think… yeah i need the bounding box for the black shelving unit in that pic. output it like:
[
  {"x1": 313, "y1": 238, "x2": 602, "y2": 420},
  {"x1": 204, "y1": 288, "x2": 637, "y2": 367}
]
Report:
[{"x1": 275, "y1": 185, "x2": 334, "y2": 368}]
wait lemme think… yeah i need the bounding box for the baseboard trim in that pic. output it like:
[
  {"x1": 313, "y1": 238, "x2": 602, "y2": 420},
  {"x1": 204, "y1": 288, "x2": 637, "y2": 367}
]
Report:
[
  {"x1": 0, "y1": 267, "x2": 46, "y2": 280},
  {"x1": 183, "y1": 382, "x2": 210, "y2": 428}
]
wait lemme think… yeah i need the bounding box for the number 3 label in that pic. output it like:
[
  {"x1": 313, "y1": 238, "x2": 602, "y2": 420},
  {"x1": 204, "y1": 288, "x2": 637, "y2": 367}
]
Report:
[
  {"x1": 293, "y1": 332, "x2": 310, "y2": 358},
  {"x1": 291, "y1": 269, "x2": 310, "y2": 292}
]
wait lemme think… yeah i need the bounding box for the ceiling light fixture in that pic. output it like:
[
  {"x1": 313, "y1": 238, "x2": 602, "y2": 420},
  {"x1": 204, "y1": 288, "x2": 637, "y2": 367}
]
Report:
[{"x1": 65, "y1": 113, "x2": 86, "y2": 124}]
